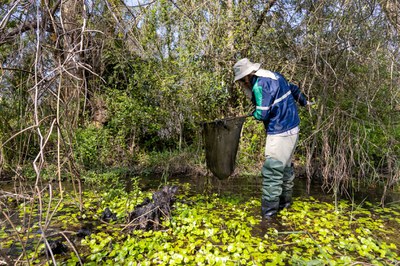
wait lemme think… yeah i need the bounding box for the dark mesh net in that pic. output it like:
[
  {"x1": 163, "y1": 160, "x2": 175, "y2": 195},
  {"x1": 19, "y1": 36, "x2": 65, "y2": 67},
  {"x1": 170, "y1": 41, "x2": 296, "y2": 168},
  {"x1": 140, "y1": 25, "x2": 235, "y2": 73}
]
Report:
[{"x1": 203, "y1": 116, "x2": 246, "y2": 179}]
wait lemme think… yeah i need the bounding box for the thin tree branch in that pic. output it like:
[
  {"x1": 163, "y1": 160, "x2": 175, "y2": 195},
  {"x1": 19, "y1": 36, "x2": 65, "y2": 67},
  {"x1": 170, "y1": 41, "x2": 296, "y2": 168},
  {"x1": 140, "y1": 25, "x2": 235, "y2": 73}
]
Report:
[
  {"x1": 252, "y1": 0, "x2": 277, "y2": 37},
  {"x1": 0, "y1": 0, "x2": 61, "y2": 45}
]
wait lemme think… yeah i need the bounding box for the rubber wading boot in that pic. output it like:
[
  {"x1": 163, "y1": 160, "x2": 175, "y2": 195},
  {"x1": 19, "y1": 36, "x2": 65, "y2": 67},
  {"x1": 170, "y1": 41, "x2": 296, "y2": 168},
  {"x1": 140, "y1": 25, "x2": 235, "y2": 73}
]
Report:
[
  {"x1": 261, "y1": 199, "x2": 280, "y2": 219},
  {"x1": 261, "y1": 157, "x2": 285, "y2": 201},
  {"x1": 279, "y1": 195, "x2": 292, "y2": 210},
  {"x1": 280, "y1": 165, "x2": 294, "y2": 210}
]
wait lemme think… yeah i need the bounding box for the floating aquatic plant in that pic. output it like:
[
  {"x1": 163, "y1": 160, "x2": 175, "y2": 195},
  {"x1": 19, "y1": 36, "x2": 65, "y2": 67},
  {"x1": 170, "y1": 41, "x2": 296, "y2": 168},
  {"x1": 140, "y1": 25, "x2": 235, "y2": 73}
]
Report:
[{"x1": 1, "y1": 183, "x2": 399, "y2": 265}]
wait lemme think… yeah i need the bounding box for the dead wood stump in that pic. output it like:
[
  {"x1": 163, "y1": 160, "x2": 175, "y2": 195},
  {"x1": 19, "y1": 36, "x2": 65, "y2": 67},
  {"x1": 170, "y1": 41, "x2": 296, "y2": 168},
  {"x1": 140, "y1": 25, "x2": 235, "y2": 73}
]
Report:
[{"x1": 128, "y1": 185, "x2": 179, "y2": 231}]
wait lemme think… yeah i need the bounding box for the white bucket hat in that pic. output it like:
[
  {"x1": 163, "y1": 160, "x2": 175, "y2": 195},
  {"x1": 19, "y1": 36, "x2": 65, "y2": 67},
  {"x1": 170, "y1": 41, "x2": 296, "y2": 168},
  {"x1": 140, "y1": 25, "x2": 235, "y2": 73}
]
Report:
[{"x1": 233, "y1": 58, "x2": 261, "y2": 82}]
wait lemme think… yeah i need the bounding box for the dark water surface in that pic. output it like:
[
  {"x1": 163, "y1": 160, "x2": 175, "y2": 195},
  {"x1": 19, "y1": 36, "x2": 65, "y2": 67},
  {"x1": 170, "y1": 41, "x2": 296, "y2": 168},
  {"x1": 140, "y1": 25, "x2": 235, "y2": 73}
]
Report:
[
  {"x1": 142, "y1": 174, "x2": 400, "y2": 206},
  {"x1": 2, "y1": 173, "x2": 399, "y2": 205}
]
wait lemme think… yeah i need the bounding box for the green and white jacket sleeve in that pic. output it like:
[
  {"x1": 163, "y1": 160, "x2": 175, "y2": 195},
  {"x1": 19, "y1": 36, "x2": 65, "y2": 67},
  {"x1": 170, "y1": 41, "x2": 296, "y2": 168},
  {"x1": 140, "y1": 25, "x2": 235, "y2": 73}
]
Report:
[{"x1": 252, "y1": 78, "x2": 274, "y2": 121}]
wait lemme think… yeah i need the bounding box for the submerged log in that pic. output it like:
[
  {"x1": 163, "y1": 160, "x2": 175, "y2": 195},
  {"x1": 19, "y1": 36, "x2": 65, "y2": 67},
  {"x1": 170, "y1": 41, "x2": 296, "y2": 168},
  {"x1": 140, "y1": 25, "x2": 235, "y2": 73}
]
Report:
[
  {"x1": 100, "y1": 207, "x2": 117, "y2": 222},
  {"x1": 128, "y1": 185, "x2": 179, "y2": 231},
  {"x1": 46, "y1": 239, "x2": 68, "y2": 255}
]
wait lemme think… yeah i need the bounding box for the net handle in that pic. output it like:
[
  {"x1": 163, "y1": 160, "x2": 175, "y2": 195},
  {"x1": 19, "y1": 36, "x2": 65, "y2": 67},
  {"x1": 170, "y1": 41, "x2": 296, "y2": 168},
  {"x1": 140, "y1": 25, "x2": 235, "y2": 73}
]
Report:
[{"x1": 201, "y1": 114, "x2": 251, "y2": 125}]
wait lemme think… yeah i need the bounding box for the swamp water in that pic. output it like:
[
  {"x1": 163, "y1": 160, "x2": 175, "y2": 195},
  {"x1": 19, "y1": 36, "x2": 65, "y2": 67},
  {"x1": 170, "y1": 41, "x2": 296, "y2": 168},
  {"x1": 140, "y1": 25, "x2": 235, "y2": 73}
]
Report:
[{"x1": 1, "y1": 175, "x2": 399, "y2": 265}]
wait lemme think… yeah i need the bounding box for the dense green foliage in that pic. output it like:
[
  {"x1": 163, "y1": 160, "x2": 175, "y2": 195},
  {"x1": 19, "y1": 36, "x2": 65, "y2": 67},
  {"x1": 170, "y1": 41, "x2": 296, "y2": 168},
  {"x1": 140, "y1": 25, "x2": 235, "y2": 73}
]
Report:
[{"x1": 1, "y1": 0, "x2": 399, "y2": 190}]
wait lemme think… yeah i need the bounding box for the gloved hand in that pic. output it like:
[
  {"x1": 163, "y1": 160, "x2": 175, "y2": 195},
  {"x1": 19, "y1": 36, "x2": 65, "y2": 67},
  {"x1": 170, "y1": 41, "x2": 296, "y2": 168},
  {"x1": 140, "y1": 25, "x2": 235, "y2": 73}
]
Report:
[{"x1": 306, "y1": 101, "x2": 315, "y2": 106}]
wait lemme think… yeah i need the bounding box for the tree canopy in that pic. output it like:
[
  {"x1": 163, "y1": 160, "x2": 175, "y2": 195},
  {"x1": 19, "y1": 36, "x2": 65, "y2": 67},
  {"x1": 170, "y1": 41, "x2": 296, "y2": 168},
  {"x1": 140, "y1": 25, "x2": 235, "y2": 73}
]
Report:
[{"x1": 0, "y1": 0, "x2": 399, "y2": 200}]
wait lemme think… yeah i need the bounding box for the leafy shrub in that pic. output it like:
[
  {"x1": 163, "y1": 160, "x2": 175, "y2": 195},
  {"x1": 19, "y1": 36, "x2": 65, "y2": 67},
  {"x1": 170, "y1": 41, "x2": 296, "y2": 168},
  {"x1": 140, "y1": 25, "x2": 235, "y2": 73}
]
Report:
[{"x1": 74, "y1": 125, "x2": 115, "y2": 169}]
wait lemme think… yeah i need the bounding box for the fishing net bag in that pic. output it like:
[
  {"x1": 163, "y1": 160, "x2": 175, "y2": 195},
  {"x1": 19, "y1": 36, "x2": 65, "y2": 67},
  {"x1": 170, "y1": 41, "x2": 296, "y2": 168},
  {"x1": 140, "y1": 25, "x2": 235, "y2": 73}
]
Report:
[{"x1": 202, "y1": 116, "x2": 246, "y2": 179}]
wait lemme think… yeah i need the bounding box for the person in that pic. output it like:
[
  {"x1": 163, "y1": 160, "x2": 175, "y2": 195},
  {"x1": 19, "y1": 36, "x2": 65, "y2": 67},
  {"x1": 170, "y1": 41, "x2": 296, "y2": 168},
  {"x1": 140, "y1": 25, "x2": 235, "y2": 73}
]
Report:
[{"x1": 233, "y1": 58, "x2": 311, "y2": 219}]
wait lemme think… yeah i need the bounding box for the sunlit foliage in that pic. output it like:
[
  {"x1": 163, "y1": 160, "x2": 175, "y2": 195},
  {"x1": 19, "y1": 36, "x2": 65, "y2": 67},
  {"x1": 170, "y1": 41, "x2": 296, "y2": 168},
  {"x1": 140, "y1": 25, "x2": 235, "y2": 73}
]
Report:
[{"x1": 1, "y1": 183, "x2": 399, "y2": 265}]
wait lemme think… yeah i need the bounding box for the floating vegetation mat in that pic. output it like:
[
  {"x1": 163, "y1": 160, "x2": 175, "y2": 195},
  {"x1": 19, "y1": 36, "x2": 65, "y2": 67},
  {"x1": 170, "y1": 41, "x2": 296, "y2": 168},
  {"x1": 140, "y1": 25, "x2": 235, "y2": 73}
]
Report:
[{"x1": 1, "y1": 183, "x2": 399, "y2": 265}]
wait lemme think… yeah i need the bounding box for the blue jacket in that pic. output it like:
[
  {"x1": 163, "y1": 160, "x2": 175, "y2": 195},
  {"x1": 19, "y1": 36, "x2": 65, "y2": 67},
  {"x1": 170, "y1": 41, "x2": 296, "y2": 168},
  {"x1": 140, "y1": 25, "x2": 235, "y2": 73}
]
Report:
[{"x1": 250, "y1": 69, "x2": 307, "y2": 134}]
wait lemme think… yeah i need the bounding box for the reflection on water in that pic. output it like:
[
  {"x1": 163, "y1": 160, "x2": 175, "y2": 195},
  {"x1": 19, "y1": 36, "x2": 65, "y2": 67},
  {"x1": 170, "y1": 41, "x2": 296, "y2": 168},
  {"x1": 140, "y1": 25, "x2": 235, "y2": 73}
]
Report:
[
  {"x1": 2, "y1": 173, "x2": 399, "y2": 206},
  {"x1": 142, "y1": 174, "x2": 400, "y2": 206}
]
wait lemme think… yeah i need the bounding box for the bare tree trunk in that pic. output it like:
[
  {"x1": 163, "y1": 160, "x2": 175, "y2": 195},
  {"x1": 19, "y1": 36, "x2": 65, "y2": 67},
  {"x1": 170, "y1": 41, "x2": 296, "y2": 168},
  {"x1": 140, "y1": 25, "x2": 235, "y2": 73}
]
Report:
[
  {"x1": 380, "y1": 0, "x2": 400, "y2": 31},
  {"x1": 60, "y1": 0, "x2": 86, "y2": 127},
  {"x1": 227, "y1": 0, "x2": 234, "y2": 53},
  {"x1": 59, "y1": 0, "x2": 86, "y2": 211}
]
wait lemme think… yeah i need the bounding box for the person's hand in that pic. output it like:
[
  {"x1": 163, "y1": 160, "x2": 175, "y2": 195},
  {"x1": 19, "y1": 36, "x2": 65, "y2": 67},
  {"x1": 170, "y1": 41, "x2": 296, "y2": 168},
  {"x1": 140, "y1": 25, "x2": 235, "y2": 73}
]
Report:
[{"x1": 306, "y1": 100, "x2": 316, "y2": 116}]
